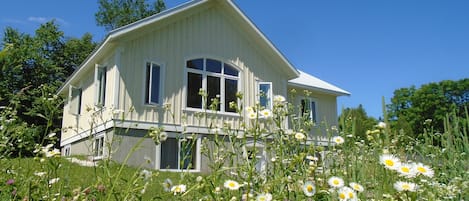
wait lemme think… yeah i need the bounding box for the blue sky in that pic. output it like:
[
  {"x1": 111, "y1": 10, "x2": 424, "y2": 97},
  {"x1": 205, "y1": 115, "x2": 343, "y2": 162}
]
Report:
[{"x1": 1, "y1": 0, "x2": 468, "y2": 118}]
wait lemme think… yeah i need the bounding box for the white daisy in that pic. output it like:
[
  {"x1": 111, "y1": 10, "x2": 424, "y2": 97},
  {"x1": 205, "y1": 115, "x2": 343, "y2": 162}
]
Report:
[
  {"x1": 260, "y1": 109, "x2": 273, "y2": 118},
  {"x1": 303, "y1": 181, "x2": 316, "y2": 197},
  {"x1": 414, "y1": 163, "x2": 434, "y2": 178},
  {"x1": 394, "y1": 181, "x2": 418, "y2": 192},
  {"x1": 332, "y1": 136, "x2": 345, "y2": 145},
  {"x1": 162, "y1": 178, "x2": 173, "y2": 192},
  {"x1": 379, "y1": 154, "x2": 401, "y2": 170},
  {"x1": 256, "y1": 193, "x2": 272, "y2": 201},
  {"x1": 295, "y1": 132, "x2": 306, "y2": 141},
  {"x1": 328, "y1": 176, "x2": 344, "y2": 188},
  {"x1": 171, "y1": 184, "x2": 187, "y2": 195},
  {"x1": 273, "y1": 95, "x2": 286, "y2": 103},
  {"x1": 224, "y1": 180, "x2": 241, "y2": 190},
  {"x1": 349, "y1": 182, "x2": 364, "y2": 192},
  {"x1": 397, "y1": 163, "x2": 417, "y2": 178}
]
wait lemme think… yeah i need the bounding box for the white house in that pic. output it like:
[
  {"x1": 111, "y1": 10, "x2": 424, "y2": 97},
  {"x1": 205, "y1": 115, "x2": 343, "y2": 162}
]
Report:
[{"x1": 57, "y1": 0, "x2": 349, "y2": 172}]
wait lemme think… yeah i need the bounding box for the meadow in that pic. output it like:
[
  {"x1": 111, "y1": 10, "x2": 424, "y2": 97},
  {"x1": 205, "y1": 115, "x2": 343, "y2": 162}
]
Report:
[{"x1": 1, "y1": 95, "x2": 468, "y2": 200}]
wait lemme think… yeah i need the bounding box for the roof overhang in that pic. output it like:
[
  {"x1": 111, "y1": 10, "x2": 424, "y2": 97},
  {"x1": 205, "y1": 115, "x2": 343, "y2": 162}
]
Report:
[{"x1": 288, "y1": 70, "x2": 351, "y2": 96}]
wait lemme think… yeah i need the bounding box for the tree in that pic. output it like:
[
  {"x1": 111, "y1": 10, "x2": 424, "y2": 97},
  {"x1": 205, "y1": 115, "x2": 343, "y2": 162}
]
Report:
[
  {"x1": 0, "y1": 21, "x2": 97, "y2": 157},
  {"x1": 95, "y1": 0, "x2": 166, "y2": 31},
  {"x1": 387, "y1": 79, "x2": 469, "y2": 140},
  {"x1": 339, "y1": 104, "x2": 378, "y2": 140}
]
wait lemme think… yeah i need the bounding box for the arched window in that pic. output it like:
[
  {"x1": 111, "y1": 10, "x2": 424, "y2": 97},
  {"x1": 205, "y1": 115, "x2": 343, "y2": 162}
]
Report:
[{"x1": 186, "y1": 58, "x2": 240, "y2": 112}]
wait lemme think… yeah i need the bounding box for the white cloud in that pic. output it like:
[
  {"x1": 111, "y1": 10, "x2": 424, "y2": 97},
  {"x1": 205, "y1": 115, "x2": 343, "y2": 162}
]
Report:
[
  {"x1": 28, "y1": 16, "x2": 48, "y2": 23},
  {"x1": 28, "y1": 16, "x2": 69, "y2": 26}
]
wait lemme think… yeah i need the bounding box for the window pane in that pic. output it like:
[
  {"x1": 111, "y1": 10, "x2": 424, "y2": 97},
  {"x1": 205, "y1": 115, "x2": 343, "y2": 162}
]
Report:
[
  {"x1": 145, "y1": 63, "x2": 151, "y2": 103},
  {"x1": 187, "y1": 59, "x2": 203, "y2": 70},
  {"x1": 160, "y1": 138, "x2": 178, "y2": 169},
  {"x1": 301, "y1": 99, "x2": 310, "y2": 118},
  {"x1": 225, "y1": 79, "x2": 238, "y2": 112},
  {"x1": 71, "y1": 87, "x2": 82, "y2": 115},
  {"x1": 206, "y1": 59, "x2": 221, "y2": 73},
  {"x1": 97, "y1": 67, "x2": 106, "y2": 106},
  {"x1": 224, "y1": 63, "x2": 239, "y2": 76},
  {"x1": 311, "y1": 101, "x2": 317, "y2": 122},
  {"x1": 187, "y1": 72, "x2": 202, "y2": 108},
  {"x1": 180, "y1": 139, "x2": 196, "y2": 169},
  {"x1": 150, "y1": 63, "x2": 160, "y2": 103},
  {"x1": 207, "y1": 76, "x2": 221, "y2": 111},
  {"x1": 259, "y1": 83, "x2": 271, "y2": 109}
]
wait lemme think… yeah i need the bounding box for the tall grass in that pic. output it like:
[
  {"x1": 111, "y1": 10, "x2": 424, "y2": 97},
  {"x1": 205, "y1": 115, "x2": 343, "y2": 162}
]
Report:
[{"x1": 1, "y1": 94, "x2": 468, "y2": 200}]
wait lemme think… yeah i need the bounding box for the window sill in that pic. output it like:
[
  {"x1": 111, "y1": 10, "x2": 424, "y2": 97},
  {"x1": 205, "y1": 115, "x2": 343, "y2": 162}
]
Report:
[
  {"x1": 157, "y1": 168, "x2": 200, "y2": 173},
  {"x1": 182, "y1": 107, "x2": 241, "y2": 117}
]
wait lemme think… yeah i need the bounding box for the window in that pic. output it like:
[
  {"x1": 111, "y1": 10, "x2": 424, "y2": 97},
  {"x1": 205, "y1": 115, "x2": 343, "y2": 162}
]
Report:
[
  {"x1": 63, "y1": 145, "x2": 71, "y2": 157},
  {"x1": 160, "y1": 138, "x2": 197, "y2": 170},
  {"x1": 258, "y1": 82, "x2": 272, "y2": 109},
  {"x1": 300, "y1": 98, "x2": 318, "y2": 123},
  {"x1": 94, "y1": 134, "x2": 105, "y2": 158},
  {"x1": 186, "y1": 58, "x2": 239, "y2": 112},
  {"x1": 145, "y1": 62, "x2": 162, "y2": 104},
  {"x1": 96, "y1": 66, "x2": 107, "y2": 106},
  {"x1": 69, "y1": 86, "x2": 82, "y2": 115}
]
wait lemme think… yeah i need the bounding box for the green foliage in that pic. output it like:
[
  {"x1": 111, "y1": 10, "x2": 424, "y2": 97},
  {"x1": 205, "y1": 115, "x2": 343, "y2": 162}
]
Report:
[
  {"x1": 339, "y1": 104, "x2": 378, "y2": 140},
  {"x1": 95, "y1": 0, "x2": 166, "y2": 31},
  {"x1": 0, "y1": 21, "x2": 97, "y2": 157},
  {"x1": 387, "y1": 79, "x2": 469, "y2": 141}
]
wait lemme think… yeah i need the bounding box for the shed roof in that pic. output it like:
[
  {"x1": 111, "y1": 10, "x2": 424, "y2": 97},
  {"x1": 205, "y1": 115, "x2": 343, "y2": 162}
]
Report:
[{"x1": 288, "y1": 70, "x2": 351, "y2": 96}]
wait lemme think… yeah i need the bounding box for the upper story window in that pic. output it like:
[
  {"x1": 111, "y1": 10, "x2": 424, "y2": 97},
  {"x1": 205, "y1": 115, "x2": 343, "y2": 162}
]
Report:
[
  {"x1": 186, "y1": 58, "x2": 240, "y2": 113},
  {"x1": 300, "y1": 98, "x2": 318, "y2": 123},
  {"x1": 258, "y1": 82, "x2": 272, "y2": 110},
  {"x1": 95, "y1": 66, "x2": 107, "y2": 107},
  {"x1": 145, "y1": 62, "x2": 163, "y2": 105},
  {"x1": 69, "y1": 86, "x2": 82, "y2": 115}
]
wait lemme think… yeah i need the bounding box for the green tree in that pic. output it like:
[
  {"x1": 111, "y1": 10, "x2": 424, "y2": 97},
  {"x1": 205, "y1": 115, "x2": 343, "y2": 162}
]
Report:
[
  {"x1": 0, "y1": 21, "x2": 97, "y2": 157},
  {"x1": 387, "y1": 79, "x2": 469, "y2": 140},
  {"x1": 95, "y1": 0, "x2": 166, "y2": 31},
  {"x1": 339, "y1": 104, "x2": 378, "y2": 140}
]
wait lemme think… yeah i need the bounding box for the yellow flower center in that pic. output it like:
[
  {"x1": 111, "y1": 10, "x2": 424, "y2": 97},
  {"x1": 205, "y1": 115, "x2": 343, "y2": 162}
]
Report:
[
  {"x1": 402, "y1": 184, "x2": 410, "y2": 190},
  {"x1": 307, "y1": 185, "x2": 314, "y2": 192},
  {"x1": 385, "y1": 159, "x2": 394, "y2": 166},
  {"x1": 417, "y1": 166, "x2": 427, "y2": 173},
  {"x1": 333, "y1": 180, "x2": 340, "y2": 185},
  {"x1": 229, "y1": 182, "x2": 235, "y2": 188},
  {"x1": 353, "y1": 184, "x2": 360, "y2": 190},
  {"x1": 259, "y1": 196, "x2": 266, "y2": 201},
  {"x1": 402, "y1": 167, "x2": 410, "y2": 173},
  {"x1": 175, "y1": 186, "x2": 181, "y2": 192},
  {"x1": 349, "y1": 192, "x2": 354, "y2": 198},
  {"x1": 339, "y1": 193, "x2": 346, "y2": 199}
]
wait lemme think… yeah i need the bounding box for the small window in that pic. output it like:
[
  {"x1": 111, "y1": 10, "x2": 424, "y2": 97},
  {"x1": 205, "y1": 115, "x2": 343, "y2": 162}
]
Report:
[
  {"x1": 300, "y1": 98, "x2": 317, "y2": 123},
  {"x1": 145, "y1": 62, "x2": 161, "y2": 104},
  {"x1": 69, "y1": 86, "x2": 82, "y2": 115},
  {"x1": 160, "y1": 138, "x2": 197, "y2": 170},
  {"x1": 94, "y1": 134, "x2": 105, "y2": 158},
  {"x1": 96, "y1": 66, "x2": 107, "y2": 106},
  {"x1": 258, "y1": 82, "x2": 272, "y2": 109},
  {"x1": 63, "y1": 145, "x2": 71, "y2": 157},
  {"x1": 186, "y1": 59, "x2": 203, "y2": 70}
]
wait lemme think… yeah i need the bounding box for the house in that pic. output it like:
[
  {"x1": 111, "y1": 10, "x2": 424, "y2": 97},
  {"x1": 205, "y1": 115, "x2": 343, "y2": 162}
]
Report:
[{"x1": 57, "y1": 0, "x2": 350, "y2": 172}]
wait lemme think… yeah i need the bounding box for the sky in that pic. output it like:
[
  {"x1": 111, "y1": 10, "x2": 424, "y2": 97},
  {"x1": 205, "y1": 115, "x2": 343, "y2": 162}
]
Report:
[{"x1": 1, "y1": 0, "x2": 468, "y2": 118}]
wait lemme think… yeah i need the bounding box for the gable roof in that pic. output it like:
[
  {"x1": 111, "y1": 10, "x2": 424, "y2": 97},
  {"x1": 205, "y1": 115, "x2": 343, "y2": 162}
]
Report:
[
  {"x1": 288, "y1": 70, "x2": 351, "y2": 96},
  {"x1": 57, "y1": 0, "x2": 300, "y2": 94}
]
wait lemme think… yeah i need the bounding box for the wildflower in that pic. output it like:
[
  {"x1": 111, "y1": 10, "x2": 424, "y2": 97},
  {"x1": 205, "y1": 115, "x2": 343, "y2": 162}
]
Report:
[
  {"x1": 247, "y1": 111, "x2": 258, "y2": 119},
  {"x1": 328, "y1": 176, "x2": 344, "y2": 188},
  {"x1": 303, "y1": 181, "x2": 316, "y2": 197},
  {"x1": 343, "y1": 186, "x2": 357, "y2": 200},
  {"x1": 160, "y1": 132, "x2": 168, "y2": 142},
  {"x1": 295, "y1": 132, "x2": 305, "y2": 141},
  {"x1": 171, "y1": 184, "x2": 187, "y2": 195},
  {"x1": 397, "y1": 163, "x2": 417, "y2": 178},
  {"x1": 224, "y1": 179, "x2": 241, "y2": 190},
  {"x1": 332, "y1": 136, "x2": 345, "y2": 145},
  {"x1": 337, "y1": 187, "x2": 349, "y2": 200},
  {"x1": 34, "y1": 172, "x2": 47, "y2": 177},
  {"x1": 49, "y1": 178, "x2": 60, "y2": 185},
  {"x1": 377, "y1": 122, "x2": 386, "y2": 129},
  {"x1": 256, "y1": 193, "x2": 272, "y2": 201},
  {"x1": 45, "y1": 148, "x2": 61, "y2": 158},
  {"x1": 394, "y1": 181, "x2": 418, "y2": 192},
  {"x1": 349, "y1": 182, "x2": 364, "y2": 192},
  {"x1": 306, "y1": 155, "x2": 319, "y2": 161},
  {"x1": 415, "y1": 163, "x2": 434, "y2": 178},
  {"x1": 6, "y1": 179, "x2": 14, "y2": 185},
  {"x1": 246, "y1": 106, "x2": 254, "y2": 113},
  {"x1": 379, "y1": 154, "x2": 401, "y2": 170},
  {"x1": 140, "y1": 169, "x2": 152, "y2": 181},
  {"x1": 48, "y1": 133, "x2": 56, "y2": 138},
  {"x1": 196, "y1": 176, "x2": 203, "y2": 182},
  {"x1": 260, "y1": 109, "x2": 272, "y2": 118},
  {"x1": 162, "y1": 178, "x2": 173, "y2": 192},
  {"x1": 273, "y1": 95, "x2": 286, "y2": 103}
]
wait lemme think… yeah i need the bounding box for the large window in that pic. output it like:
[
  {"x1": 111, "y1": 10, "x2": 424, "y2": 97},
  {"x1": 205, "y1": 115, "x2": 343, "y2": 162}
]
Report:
[
  {"x1": 258, "y1": 82, "x2": 272, "y2": 109},
  {"x1": 186, "y1": 58, "x2": 239, "y2": 112},
  {"x1": 69, "y1": 86, "x2": 82, "y2": 115},
  {"x1": 145, "y1": 62, "x2": 162, "y2": 105},
  {"x1": 300, "y1": 98, "x2": 318, "y2": 123},
  {"x1": 160, "y1": 138, "x2": 197, "y2": 170},
  {"x1": 96, "y1": 66, "x2": 107, "y2": 106},
  {"x1": 94, "y1": 134, "x2": 105, "y2": 158}
]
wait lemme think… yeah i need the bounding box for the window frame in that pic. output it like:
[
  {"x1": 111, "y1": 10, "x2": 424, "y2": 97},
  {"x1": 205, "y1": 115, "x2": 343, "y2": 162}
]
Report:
[
  {"x1": 258, "y1": 81, "x2": 273, "y2": 110},
  {"x1": 95, "y1": 65, "x2": 107, "y2": 107},
  {"x1": 184, "y1": 58, "x2": 240, "y2": 113},
  {"x1": 68, "y1": 85, "x2": 82, "y2": 115},
  {"x1": 63, "y1": 144, "x2": 71, "y2": 157},
  {"x1": 299, "y1": 97, "x2": 318, "y2": 124},
  {"x1": 156, "y1": 135, "x2": 201, "y2": 172},
  {"x1": 143, "y1": 61, "x2": 165, "y2": 106}
]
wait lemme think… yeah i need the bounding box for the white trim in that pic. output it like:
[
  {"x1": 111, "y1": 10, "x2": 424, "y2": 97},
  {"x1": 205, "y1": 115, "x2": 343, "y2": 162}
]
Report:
[
  {"x1": 113, "y1": 47, "x2": 124, "y2": 108},
  {"x1": 93, "y1": 132, "x2": 106, "y2": 160},
  {"x1": 62, "y1": 144, "x2": 71, "y2": 156}
]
